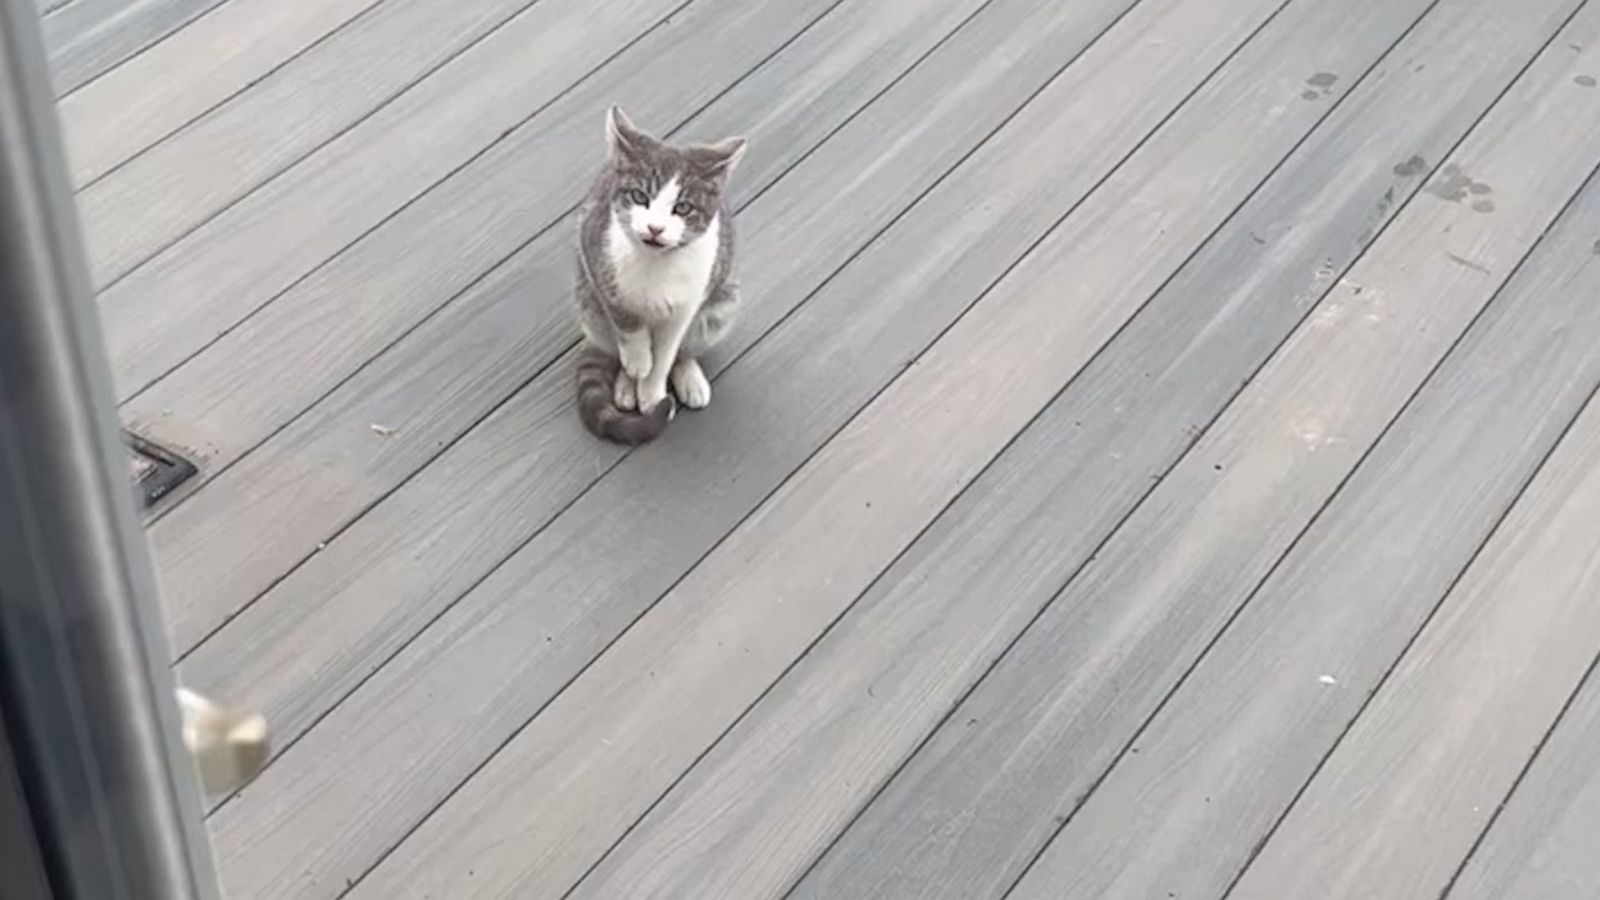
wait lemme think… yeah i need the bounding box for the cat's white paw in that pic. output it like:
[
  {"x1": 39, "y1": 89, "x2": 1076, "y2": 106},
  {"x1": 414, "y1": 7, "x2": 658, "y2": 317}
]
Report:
[
  {"x1": 613, "y1": 372, "x2": 638, "y2": 411},
  {"x1": 637, "y1": 379, "x2": 670, "y2": 413},
  {"x1": 671, "y1": 359, "x2": 712, "y2": 410},
  {"x1": 619, "y1": 343, "x2": 653, "y2": 381}
]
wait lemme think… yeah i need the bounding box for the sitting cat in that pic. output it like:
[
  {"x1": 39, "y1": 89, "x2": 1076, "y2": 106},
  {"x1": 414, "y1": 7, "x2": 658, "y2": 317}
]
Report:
[{"x1": 575, "y1": 106, "x2": 746, "y2": 444}]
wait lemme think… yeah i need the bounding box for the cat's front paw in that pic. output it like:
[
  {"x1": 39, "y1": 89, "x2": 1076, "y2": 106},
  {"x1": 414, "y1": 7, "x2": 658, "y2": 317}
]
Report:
[
  {"x1": 671, "y1": 359, "x2": 712, "y2": 410},
  {"x1": 637, "y1": 379, "x2": 670, "y2": 413},
  {"x1": 619, "y1": 343, "x2": 653, "y2": 381}
]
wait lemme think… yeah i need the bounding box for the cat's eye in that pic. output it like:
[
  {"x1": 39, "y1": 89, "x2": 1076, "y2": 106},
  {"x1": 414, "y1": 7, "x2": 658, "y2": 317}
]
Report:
[
  {"x1": 672, "y1": 201, "x2": 695, "y2": 217},
  {"x1": 625, "y1": 189, "x2": 650, "y2": 206}
]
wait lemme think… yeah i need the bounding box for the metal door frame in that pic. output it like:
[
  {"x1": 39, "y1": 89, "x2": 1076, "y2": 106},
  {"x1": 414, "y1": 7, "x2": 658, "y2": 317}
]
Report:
[{"x1": 0, "y1": 0, "x2": 221, "y2": 895}]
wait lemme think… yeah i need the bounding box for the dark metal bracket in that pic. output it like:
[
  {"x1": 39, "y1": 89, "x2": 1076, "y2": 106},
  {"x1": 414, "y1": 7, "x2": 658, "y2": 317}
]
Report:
[{"x1": 124, "y1": 433, "x2": 197, "y2": 509}]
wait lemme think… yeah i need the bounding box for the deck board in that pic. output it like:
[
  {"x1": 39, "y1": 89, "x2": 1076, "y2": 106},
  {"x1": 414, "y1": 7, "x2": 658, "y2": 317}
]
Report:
[
  {"x1": 139, "y1": 0, "x2": 960, "y2": 647},
  {"x1": 1228, "y1": 183, "x2": 1600, "y2": 895},
  {"x1": 1452, "y1": 641, "x2": 1600, "y2": 899},
  {"x1": 92, "y1": 0, "x2": 685, "y2": 400},
  {"x1": 42, "y1": 0, "x2": 225, "y2": 95},
  {"x1": 1002, "y1": 12, "x2": 1600, "y2": 897},
  {"x1": 169, "y1": 0, "x2": 1149, "y2": 753},
  {"x1": 113, "y1": 0, "x2": 877, "y2": 493},
  {"x1": 153, "y1": 0, "x2": 971, "y2": 678},
  {"x1": 75, "y1": 0, "x2": 549, "y2": 291},
  {"x1": 42, "y1": 0, "x2": 1600, "y2": 895},
  {"x1": 57, "y1": 0, "x2": 381, "y2": 187},
  {"x1": 202, "y1": 0, "x2": 1303, "y2": 894},
  {"x1": 185, "y1": 0, "x2": 1188, "y2": 888},
  {"x1": 787, "y1": 1, "x2": 1581, "y2": 895},
  {"x1": 558, "y1": 0, "x2": 1470, "y2": 894}
]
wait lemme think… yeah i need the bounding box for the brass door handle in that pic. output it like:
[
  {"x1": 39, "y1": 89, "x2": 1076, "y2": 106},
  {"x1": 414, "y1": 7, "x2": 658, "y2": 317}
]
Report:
[{"x1": 176, "y1": 689, "x2": 270, "y2": 797}]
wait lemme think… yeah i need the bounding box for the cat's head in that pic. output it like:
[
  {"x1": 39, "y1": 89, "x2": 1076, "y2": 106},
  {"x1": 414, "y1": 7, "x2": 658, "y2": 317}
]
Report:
[{"x1": 604, "y1": 105, "x2": 745, "y2": 252}]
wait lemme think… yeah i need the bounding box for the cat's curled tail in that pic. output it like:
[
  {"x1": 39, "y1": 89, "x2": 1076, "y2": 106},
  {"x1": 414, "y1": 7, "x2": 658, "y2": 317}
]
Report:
[{"x1": 576, "y1": 346, "x2": 674, "y2": 445}]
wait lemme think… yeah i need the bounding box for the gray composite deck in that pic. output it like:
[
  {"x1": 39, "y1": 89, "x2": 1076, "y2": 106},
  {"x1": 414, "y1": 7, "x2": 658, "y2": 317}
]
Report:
[{"x1": 44, "y1": 0, "x2": 1600, "y2": 895}]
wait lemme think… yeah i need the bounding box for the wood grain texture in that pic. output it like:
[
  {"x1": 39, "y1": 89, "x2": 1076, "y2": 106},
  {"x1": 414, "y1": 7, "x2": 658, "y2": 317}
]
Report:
[
  {"x1": 1003, "y1": 15, "x2": 1600, "y2": 899},
  {"x1": 1451, "y1": 645, "x2": 1600, "y2": 900},
  {"x1": 42, "y1": 0, "x2": 224, "y2": 95},
  {"x1": 168, "y1": 0, "x2": 1139, "y2": 712},
  {"x1": 787, "y1": 2, "x2": 1580, "y2": 897},
  {"x1": 185, "y1": 0, "x2": 1144, "y2": 891},
  {"x1": 57, "y1": 0, "x2": 382, "y2": 187},
  {"x1": 336, "y1": 0, "x2": 1404, "y2": 896},
  {"x1": 1229, "y1": 196, "x2": 1600, "y2": 897},
  {"x1": 133, "y1": 0, "x2": 949, "y2": 640},
  {"x1": 159, "y1": 0, "x2": 926, "y2": 660},
  {"x1": 565, "y1": 1, "x2": 1504, "y2": 896},
  {"x1": 90, "y1": 0, "x2": 669, "y2": 402},
  {"x1": 76, "y1": 0, "x2": 548, "y2": 291},
  {"x1": 201, "y1": 0, "x2": 1269, "y2": 895}
]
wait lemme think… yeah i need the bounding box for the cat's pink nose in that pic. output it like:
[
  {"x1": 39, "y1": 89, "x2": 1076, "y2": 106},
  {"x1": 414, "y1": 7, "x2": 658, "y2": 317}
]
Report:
[{"x1": 646, "y1": 224, "x2": 663, "y2": 237}]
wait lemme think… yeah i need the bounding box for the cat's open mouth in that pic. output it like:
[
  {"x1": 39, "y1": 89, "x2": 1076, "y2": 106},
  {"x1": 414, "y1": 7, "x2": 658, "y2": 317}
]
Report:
[{"x1": 642, "y1": 236, "x2": 668, "y2": 249}]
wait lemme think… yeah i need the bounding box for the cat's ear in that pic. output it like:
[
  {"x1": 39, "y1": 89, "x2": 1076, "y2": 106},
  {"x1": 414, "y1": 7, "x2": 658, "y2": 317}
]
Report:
[
  {"x1": 700, "y1": 136, "x2": 747, "y2": 176},
  {"x1": 606, "y1": 105, "x2": 651, "y2": 158}
]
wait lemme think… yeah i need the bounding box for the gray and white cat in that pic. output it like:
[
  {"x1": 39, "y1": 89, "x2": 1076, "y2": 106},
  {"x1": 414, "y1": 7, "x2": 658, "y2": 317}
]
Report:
[{"x1": 575, "y1": 106, "x2": 746, "y2": 444}]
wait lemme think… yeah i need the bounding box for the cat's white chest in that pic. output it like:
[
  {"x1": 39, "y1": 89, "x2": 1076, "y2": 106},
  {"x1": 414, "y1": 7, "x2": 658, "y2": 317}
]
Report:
[{"x1": 606, "y1": 215, "x2": 719, "y2": 317}]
